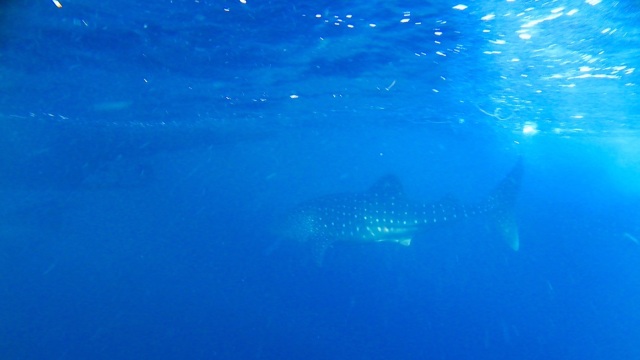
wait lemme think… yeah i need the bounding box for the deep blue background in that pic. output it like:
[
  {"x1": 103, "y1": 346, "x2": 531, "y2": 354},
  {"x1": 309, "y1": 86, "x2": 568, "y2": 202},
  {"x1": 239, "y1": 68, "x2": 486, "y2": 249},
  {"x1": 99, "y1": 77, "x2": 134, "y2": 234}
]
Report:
[{"x1": 1, "y1": 1, "x2": 640, "y2": 359}]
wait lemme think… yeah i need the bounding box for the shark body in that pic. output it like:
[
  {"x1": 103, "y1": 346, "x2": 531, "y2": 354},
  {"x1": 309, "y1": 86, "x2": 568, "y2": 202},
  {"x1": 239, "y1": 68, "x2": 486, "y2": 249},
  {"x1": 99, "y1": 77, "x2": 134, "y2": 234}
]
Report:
[{"x1": 281, "y1": 159, "x2": 522, "y2": 264}]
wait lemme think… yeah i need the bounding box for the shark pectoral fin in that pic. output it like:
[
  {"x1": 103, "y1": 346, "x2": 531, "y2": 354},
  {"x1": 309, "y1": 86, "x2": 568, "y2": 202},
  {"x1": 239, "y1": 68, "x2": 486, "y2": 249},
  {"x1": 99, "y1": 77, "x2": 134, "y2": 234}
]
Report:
[
  {"x1": 263, "y1": 239, "x2": 282, "y2": 256},
  {"x1": 496, "y1": 211, "x2": 519, "y2": 251},
  {"x1": 398, "y1": 238, "x2": 412, "y2": 246},
  {"x1": 489, "y1": 158, "x2": 522, "y2": 251},
  {"x1": 311, "y1": 237, "x2": 332, "y2": 266}
]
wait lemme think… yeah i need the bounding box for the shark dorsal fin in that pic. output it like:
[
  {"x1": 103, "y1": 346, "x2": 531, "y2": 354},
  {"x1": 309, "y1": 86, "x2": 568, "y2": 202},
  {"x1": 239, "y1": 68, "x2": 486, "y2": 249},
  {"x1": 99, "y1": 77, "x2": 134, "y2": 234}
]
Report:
[{"x1": 368, "y1": 175, "x2": 404, "y2": 198}]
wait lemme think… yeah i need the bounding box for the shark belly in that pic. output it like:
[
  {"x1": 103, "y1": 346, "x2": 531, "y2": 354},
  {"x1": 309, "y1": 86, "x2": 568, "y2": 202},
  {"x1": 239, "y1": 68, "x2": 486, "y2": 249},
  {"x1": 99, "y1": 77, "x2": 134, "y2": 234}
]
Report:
[{"x1": 338, "y1": 216, "x2": 421, "y2": 245}]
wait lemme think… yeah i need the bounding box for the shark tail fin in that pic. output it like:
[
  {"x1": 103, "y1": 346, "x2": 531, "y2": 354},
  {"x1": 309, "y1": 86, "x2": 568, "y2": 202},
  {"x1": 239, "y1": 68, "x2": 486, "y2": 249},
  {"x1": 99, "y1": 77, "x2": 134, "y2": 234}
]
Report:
[{"x1": 488, "y1": 157, "x2": 523, "y2": 251}]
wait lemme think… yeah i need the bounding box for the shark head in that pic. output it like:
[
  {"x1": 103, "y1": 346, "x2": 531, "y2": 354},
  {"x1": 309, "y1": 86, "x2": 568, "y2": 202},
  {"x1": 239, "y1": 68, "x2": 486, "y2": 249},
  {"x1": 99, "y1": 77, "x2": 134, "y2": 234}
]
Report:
[{"x1": 279, "y1": 210, "x2": 319, "y2": 244}]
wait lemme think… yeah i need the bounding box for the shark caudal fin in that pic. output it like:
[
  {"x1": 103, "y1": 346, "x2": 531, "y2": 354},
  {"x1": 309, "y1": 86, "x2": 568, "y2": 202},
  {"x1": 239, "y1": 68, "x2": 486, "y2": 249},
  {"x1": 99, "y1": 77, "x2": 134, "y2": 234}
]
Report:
[{"x1": 488, "y1": 157, "x2": 523, "y2": 251}]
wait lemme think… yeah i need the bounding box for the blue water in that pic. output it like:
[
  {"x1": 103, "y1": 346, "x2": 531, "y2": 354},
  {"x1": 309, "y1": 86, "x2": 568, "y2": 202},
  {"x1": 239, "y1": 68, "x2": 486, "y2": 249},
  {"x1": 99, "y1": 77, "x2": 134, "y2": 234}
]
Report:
[{"x1": 2, "y1": 0, "x2": 640, "y2": 359}]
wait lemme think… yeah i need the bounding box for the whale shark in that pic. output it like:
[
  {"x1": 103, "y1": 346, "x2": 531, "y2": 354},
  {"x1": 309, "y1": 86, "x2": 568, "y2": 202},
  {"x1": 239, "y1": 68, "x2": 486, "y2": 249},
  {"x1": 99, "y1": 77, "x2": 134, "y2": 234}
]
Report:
[{"x1": 280, "y1": 159, "x2": 522, "y2": 265}]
